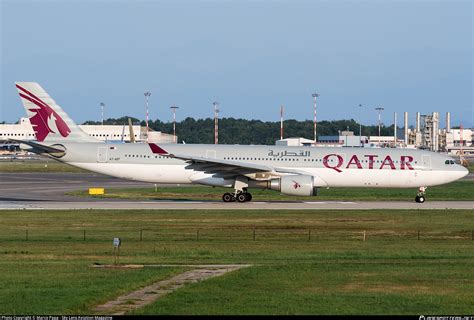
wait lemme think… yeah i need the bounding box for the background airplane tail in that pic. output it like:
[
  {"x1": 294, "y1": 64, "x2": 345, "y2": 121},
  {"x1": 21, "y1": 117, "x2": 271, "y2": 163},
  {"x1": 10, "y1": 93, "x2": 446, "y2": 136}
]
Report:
[{"x1": 15, "y1": 82, "x2": 97, "y2": 143}]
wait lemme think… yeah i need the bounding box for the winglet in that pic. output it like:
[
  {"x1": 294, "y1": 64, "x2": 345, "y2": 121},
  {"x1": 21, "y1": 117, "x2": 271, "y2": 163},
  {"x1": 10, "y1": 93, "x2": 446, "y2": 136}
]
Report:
[{"x1": 148, "y1": 143, "x2": 168, "y2": 155}]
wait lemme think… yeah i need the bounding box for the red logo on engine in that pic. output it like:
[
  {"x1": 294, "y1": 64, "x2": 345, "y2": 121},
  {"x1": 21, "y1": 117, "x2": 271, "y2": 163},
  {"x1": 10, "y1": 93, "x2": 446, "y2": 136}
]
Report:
[
  {"x1": 16, "y1": 84, "x2": 71, "y2": 142},
  {"x1": 292, "y1": 181, "x2": 301, "y2": 189}
]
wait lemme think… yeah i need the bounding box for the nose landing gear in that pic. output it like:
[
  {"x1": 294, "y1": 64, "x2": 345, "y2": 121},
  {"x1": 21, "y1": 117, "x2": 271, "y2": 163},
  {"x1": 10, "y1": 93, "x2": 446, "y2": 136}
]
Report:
[{"x1": 415, "y1": 187, "x2": 427, "y2": 203}]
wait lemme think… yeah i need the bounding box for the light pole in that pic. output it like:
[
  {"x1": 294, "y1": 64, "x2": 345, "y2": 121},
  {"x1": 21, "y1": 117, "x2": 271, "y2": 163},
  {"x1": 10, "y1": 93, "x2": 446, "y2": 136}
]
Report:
[
  {"x1": 100, "y1": 102, "x2": 105, "y2": 126},
  {"x1": 375, "y1": 107, "x2": 384, "y2": 146},
  {"x1": 312, "y1": 93, "x2": 319, "y2": 144},
  {"x1": 170, "y1": 105, "x2": 179, "y2": 143},
  {"x1": 213, "y1": 102, "x2": 219, "y2": 144},
  {"x1": 280, "y1": 105, "x2": 284, "y2": 140},
  {"x1": 358, "y1": 104, "x2": 362, "y2": 147},
  {"x1": 144, "y1": 91, "x2": 151, "y2": 141}
]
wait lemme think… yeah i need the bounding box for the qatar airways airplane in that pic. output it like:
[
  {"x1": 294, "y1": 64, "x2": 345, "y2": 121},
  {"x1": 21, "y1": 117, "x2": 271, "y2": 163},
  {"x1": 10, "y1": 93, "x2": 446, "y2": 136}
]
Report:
[{"x1": 12, "y1": 82, "x2": 468, "y2": 203}]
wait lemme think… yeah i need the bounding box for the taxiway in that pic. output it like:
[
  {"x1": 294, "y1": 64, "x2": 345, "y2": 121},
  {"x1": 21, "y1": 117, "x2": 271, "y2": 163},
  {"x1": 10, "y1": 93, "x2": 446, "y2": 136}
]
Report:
[{"x1": 1, "y1": 172, "x2": 473, "y2": 210}]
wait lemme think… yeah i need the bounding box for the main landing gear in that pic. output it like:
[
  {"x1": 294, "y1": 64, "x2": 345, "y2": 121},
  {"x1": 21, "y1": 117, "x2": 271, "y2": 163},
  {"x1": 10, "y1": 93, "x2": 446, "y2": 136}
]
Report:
[
  {"x1": 222, "y1": 191, "x2": 252, "y2": 203},
  {"x1": 415, "y1": 187, "x2": 427, "y2": 203},
  {"x1": 223, "y1": 177, "x2": 252, "y2": 203}
]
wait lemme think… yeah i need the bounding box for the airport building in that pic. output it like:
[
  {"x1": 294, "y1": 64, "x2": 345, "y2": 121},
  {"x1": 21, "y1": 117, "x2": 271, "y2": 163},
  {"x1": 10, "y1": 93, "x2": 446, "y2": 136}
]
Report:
[
  {"x1": 276, "y1": 137, "x2": 315, "y2": 147},
  {"x1": 316, "y1": 134, "x2": 405, "y2": 148},
  {"x1": 318, "y1": 131, "x2": 368, "y2": 148},
  {"x1": 444, "y1": 128, "x2": 474, "y2": 155},
  {"x1": 0, "y1": 117, "x2": 176, "y2": 144}
]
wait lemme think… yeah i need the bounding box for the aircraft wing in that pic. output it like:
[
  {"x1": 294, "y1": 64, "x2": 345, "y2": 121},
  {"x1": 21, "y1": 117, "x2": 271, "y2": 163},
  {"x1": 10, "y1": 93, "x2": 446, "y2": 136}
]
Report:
[
  {"x1": 172, "y1": 153, "x2": 273, "y2": 178},
  {"x1": 148, "y1": 143, "x2": 315, "y2": 179}
]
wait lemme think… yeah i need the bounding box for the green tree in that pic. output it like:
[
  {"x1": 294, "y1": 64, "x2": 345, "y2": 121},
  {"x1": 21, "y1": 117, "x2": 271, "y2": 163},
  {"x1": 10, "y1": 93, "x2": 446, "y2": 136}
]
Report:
[{"x1": 82, "y1": 117, "x2": 392, "y2": 144}]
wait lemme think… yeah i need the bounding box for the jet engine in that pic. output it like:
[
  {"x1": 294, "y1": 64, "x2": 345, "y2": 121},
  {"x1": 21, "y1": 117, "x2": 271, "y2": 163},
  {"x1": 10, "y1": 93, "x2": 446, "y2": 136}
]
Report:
[{"x1": 268, "y1": 175, "x2": 317, "y2": 196}]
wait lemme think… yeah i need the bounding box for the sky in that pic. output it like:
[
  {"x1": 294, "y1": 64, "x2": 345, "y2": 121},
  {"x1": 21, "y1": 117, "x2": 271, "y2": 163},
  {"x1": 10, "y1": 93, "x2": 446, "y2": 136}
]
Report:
[{"x1": 1, "y1": 0, "x2": 472, "y2": 128}]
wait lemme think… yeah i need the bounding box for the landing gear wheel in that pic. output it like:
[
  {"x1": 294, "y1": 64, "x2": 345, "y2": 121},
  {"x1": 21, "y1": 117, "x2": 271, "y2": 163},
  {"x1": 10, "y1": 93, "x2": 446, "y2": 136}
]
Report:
[
  {"x1": 245, "y1": 193, "x2": 252, "y2": 202},
  {"x1": 415, "y1": 187, "x2": 427, "y2": 203},
  {"x1": 236, "y1": 193, "x2": 248, "y2": 203},
  {"x1": 222, "y1": 193, "x2": 235, "y2": 202},
  {"x1": 415, "y1": 195, "x2": 425, "y2": 203}
]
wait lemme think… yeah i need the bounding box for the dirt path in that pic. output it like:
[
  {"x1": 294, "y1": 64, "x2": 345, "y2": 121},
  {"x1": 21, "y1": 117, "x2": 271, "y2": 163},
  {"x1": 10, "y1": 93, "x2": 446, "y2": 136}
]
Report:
[{"x1": 93, "y1": 264, "x2": 251, "y2": 315}]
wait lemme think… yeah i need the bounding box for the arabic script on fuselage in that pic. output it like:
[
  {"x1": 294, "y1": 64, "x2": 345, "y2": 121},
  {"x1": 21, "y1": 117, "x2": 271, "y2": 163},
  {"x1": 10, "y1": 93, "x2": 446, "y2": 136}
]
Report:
[{"x1": 267, "y1": 150, "x2": 311, "y2": 158}]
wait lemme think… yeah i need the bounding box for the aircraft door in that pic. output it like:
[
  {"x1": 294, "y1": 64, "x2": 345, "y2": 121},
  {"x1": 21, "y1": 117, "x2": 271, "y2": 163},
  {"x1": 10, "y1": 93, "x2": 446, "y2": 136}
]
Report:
[
  {"x1": 97, "y1": 147, "x2": 108, "y2": 163},
  {"x1": 421, "y1": 155, "x2": 431, "y2": 170}
]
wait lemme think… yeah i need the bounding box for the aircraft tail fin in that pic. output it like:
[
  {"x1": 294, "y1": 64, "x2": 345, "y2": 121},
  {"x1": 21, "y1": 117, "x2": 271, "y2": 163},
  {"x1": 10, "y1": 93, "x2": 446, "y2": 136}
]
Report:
[{"x1": 15, "y1": 82, "x2": 97, "y2": 142}]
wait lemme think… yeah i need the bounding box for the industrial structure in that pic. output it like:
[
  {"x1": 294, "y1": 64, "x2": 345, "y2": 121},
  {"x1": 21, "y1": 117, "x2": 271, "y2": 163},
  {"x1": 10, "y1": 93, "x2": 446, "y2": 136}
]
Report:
[
  {"x1": 330, "y1": 111, "x2": 474, "y2": 154},
  {"x1": 403, "y1": 112, "x2": 473, "y2": 155},
  {"x1": 276, "y1": 111, "x2": 473, "y2": 155}
]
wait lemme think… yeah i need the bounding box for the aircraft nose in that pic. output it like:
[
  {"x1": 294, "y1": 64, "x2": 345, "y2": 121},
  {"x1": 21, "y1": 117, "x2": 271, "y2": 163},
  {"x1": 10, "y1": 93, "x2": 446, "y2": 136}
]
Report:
[{"x1": 456, "y1": 165, "x2": 469, "y2": 179}]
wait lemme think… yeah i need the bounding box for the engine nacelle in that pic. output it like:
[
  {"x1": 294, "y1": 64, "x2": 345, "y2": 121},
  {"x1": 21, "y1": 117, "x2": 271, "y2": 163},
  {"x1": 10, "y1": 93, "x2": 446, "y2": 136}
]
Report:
[{"x1": 268, "y1": 175, "x2": 317, "y2": 196}]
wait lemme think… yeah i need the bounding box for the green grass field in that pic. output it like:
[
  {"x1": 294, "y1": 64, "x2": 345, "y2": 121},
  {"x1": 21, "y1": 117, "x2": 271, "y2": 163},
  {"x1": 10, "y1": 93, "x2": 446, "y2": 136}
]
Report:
[
  {"x1": 69, "y1": 180, "x2": 474, "y2": 201},
  {"x1": 0, "y1": 209, "x2": 473, "y2": 315},
  {"x1": 0, "y1": 160, "x2": 86, "y2": 173}
]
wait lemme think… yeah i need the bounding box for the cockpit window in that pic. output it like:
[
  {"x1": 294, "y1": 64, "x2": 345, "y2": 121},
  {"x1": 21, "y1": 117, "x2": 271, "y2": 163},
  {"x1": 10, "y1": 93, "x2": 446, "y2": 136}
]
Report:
[{"x1": 445, "y1": 160, "x2": 455, "y2": 165}]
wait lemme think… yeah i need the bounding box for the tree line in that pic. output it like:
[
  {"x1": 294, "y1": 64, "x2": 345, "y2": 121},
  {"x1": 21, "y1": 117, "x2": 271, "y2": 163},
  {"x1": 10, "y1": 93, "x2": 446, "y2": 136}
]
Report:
[{"x1": 83, "y1": 117, "x2": 397, "y2": 144}]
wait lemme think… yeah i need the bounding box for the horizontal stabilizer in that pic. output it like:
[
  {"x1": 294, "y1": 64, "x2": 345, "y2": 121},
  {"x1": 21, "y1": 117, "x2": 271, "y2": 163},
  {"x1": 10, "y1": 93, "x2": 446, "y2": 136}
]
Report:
[{"x1": 9, "y1": 139, "x2": 66, "y2": 157}]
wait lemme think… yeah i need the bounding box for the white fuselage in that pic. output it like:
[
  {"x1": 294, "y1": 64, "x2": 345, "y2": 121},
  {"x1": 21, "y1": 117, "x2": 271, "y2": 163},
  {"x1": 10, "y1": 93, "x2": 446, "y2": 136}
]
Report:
[{"x1": 56, "y1": 142, "x2": 468, "y2": 189}]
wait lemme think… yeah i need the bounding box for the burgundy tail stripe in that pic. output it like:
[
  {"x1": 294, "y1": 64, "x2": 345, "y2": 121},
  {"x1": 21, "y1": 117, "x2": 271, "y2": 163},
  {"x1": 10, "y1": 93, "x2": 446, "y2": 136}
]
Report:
[
  {"x1": 18, "y1": 93, "x2": 51, "y2": 132},
  {"x1": 17, "y1": 85, "x2": 51, "y2": 110},
  {"x1": 16, "y1": 83, "x2": 71, "y2": 141},
  {"x1": 16, "y1": 84, "x2": 45, "y2": 104},
  {"x1": 19, "y1": 92, "x2": 49, "y2": 111},
  {"x1": 148, "y1": 143, "x2": 168, "y2": 155}
]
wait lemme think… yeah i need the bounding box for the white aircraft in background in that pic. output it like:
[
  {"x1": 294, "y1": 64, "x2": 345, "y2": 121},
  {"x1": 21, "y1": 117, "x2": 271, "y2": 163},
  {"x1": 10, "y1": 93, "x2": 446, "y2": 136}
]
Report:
[{"x1": 12, "y1": 82, "x2": 468, "y2": 203}]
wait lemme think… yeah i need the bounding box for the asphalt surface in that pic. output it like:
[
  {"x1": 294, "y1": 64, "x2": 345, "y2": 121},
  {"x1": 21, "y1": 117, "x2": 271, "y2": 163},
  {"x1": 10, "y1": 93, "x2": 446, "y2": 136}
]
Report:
[
  {"x1": 0, "y1": 172, "x2": 153, "y2": 201},
  {"x1": 1, "y1": 172, "x2": 473, "y2": 210},
  {"x1": 2, "y1": 200, "x2": 474, "y2": 210}
]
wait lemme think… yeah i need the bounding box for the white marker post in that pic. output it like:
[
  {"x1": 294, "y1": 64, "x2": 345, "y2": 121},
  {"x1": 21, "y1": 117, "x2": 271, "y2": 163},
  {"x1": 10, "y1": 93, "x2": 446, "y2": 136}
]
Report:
[{"x1": 113, "y1": 237, "x2": 121, "y2": 265}]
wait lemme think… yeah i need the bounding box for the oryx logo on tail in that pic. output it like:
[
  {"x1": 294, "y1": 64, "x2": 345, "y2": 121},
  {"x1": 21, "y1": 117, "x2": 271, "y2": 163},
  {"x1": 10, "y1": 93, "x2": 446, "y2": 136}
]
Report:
[{"x1": 16, "y1": 84, "x2": 71, "y2": 141}]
